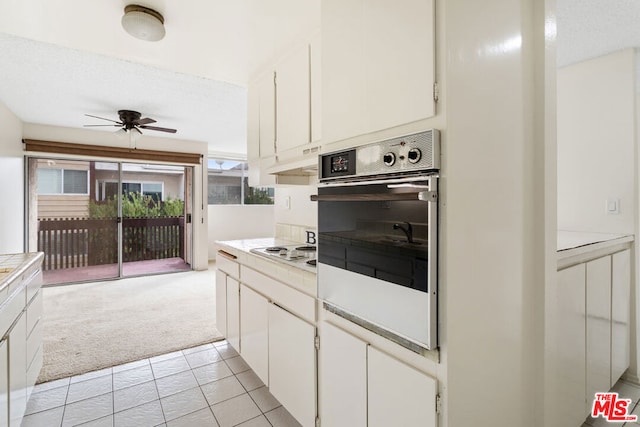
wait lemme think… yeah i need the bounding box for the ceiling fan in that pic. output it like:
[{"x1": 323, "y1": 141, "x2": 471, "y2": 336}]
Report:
[{"x1": 84, "y1": 110, "x2": 177, "y2": 135}]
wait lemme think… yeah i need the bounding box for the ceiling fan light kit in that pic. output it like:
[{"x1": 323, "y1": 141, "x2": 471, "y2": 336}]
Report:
[{"x1": 121, "y1": 4, "x2": 165, "y2": 42}]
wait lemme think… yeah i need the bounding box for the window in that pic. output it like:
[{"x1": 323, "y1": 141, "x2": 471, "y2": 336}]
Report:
[
  {"x1": 207, "y1": 159, "x2": 274, "y2": 205},
  {"x1": 98, "y1": 181, "x2": 164, "y2": 202},
  {"x1": 37, "y1": 168, "x2": 88, "y2": 195}
]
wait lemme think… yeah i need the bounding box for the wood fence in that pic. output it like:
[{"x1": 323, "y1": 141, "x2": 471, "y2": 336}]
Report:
[{"x1": 37, "y1": 217, "x2": 184, "y2": 271}]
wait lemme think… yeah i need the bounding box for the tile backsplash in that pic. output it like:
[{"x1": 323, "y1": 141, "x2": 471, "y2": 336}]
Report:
[{"x1": 275, "y1": 223, "x2": 317, "y2": 245}]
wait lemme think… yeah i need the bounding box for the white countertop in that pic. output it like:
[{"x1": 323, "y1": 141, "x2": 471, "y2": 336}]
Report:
[{"x1": 557, "y1": 231, "x2": 631, "y2": 252}]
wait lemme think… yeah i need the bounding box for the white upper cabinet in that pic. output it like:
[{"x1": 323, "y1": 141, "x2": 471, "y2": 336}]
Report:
[
  {"x1": 258, "y1": 71, "x2": 276, "y2": 159},
  {"x1": 310, "y1": 31, "x2": 322, "y2": 143},
  {"x1": 276, "y1": 45, "x2": 311, "y2": 153},
  {"x1": 322, "y1": 0, "x2": 436, "y2": 144}
]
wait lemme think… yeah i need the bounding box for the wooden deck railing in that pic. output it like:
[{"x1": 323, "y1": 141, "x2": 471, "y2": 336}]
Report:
[{"x1": 37, "y1": 216, "x2": 184, "y2": 271}]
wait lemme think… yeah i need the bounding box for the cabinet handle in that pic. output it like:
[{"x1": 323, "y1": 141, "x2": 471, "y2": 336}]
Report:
[{"x1": 217, "y1": 250, "x2": 237, "y2": 260}]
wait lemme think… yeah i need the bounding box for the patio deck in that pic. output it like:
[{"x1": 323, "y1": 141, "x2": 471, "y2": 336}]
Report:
[{"x1": 42, "y1": 257, "x2": 191, "y2": 285}]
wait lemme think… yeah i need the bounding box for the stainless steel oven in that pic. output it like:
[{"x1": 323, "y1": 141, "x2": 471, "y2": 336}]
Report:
[{"x1": 314, "y1": 130, "x2": 439, "y2": 351}]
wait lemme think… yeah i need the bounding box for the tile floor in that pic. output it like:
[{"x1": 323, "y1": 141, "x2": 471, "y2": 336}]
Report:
[
  {"x1": 21, "y1": 340, "x2": 301, "y2": 427},
  {"x1": 582, "y1": 380, "x2": 640, "y2": 427}
]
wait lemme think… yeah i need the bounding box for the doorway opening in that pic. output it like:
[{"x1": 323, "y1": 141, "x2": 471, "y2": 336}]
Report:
[{"x1": 27, "y1": 158, "x2": 193, "y2": 285}]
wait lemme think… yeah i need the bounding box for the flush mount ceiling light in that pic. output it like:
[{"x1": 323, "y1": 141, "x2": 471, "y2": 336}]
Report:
[{"x1": 121, "y1": 4, "x2": 165, "y2": 42}]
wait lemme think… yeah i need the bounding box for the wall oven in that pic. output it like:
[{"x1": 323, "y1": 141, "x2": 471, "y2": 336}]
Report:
[{"x1": 314, "y1": 130, "x2": 440, "y2": 351}]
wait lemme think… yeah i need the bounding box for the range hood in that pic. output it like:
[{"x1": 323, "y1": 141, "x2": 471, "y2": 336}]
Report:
[{"x1": 267, "y1": 145, "x2": 319, "y2": 185}]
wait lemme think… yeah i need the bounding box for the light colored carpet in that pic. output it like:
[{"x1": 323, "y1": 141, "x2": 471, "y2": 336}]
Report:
[{"x1": 38, "y1": 265, "x2": 223, "y2": 383}]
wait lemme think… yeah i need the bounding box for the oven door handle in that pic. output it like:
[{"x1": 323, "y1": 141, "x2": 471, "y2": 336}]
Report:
[{"x1": 310, "y1": 191, "x2": 436, "y2": 202}]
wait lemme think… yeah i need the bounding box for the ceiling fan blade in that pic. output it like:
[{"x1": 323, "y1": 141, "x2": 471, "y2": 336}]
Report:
[
  {"x1": 132, "y1": 127, "x2": 143, "y2": 134},
  {"x1": 139, "y1": 125, "x2": 177, "y2": 134},
  {"x1": 136, "y1": 117, "x2": 156, "y2": 125},
  {"x1": 84, "y1": 114, "x2": 122, "y2": 124},
  {"x1": 83, "y1": 124, "x2": 121, "y2": 127}
]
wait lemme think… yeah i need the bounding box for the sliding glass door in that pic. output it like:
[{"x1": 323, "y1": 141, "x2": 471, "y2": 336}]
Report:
[{"x1": 28, "y1": 158, "x2": 192, "y2": 285}]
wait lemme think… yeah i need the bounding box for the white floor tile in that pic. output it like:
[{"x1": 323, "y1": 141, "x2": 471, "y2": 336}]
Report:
[
  {"x1": 113, "y1": 380, "x2": 159, "y2": 413},
  {"x1": 215, "y1": 344, "x2": 239, "y2": 360},
  {"x1": 112, "y1": 358, "x2": 150, "y2": 374},
  {"x1": 237, "y1": 415, "x2": 273, "y2": 427},
  {"x1": 160, "y1": 387, "x2": 209, "y2": 422},
  {"x1": 32, "y1": 377, "x2": 70, "y2": 394},
  {"x1": 184, "y1": 348, "x2": 222, "y2": 369},
  {"x1": 265, "y1": 406, "x2": 302, "y2": 427},
  {"x1": 77, "y1": 415, "x2": 114, "y2": 426},
  {"x1": 224, "y1": 356, "x2": 250, "y2": 374},
  {"x1": 182, "y1": 343, "x2": 214, "y2": 356},
  {"x1": 66, "y1": 375, "x2": 113, "y2": 404},
  {"x1": 150, "y1": 356, "x2": 191, "y2": 379},
  {"x1": 149, "y1": 350, "x2": 184, "y2": 364},
  {"x1": 70, "y1": 367, "x2": 113, "y2": 384},
  {"x1": 155, "y1": 370, "x2": 199, "y2": 399},
  {"x1": 113, "y1": 365, "x2": 154, "y2": 391},
  {"x1": 236, "y1": 370, "x2": 264, "y2": 392},
  {"x1": 165, "y1": 407, "x2": 219, "y2": 427},
  {"x1": 62, "y1": 392, "x2": 113, "y2": 427},
  {"x1": 192, "y1": 361, "x2": 233, "y2": 386},
  {"x1": 200, "y1": 376, "x2": 246, "y2": 406},
  {"x1": 25, "y1": 384, "x2": 68, "y2": 415},
  {"x1": 113, "y1": 399, "x2": 165, "y2": 427},
  {"x1": 211, "y1": 394, "x2": 262, "y2": 427},
  {"x1": 249, "y1": 386, "x2": 281, "y2": 413},
  {"x1": 21, "y1": 406, "x2": 64, "y2": 427}
]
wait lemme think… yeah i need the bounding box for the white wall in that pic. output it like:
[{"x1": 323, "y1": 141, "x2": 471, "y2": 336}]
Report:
[
  {"x1": 273, "y1": 182, "x2": 318, "y2": 230},
  {"x1": 0, "y1": 101, "x2": 25, "y2": 253},
  {"x1": 208, "y1": 205, "x2": 275, "y2": 259},
  {"x1": 557, "y1": 49, "x2": 636, "y2": 234},
  {"x1": 22, "y1": 123, "x2": 210, "y2": 270}
]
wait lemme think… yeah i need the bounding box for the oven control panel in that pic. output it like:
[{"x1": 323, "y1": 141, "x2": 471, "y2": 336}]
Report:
[{"x1": 319, "y1": 129, "x2": 440, "y2": 182}]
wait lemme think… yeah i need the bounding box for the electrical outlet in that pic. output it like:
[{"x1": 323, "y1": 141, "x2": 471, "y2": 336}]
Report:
[{"x1": 606, "y1": 198, "x2": 620, "y2": 214}]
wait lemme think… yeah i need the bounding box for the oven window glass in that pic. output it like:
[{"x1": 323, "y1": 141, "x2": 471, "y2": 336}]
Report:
[{"x1": 318, "y1": 181, "x2": 432, "y2": 292}]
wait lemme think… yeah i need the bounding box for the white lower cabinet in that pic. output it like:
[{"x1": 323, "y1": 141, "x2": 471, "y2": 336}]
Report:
[
  {"x1": 0, "y1": 339, "x2": 8, "y2": 427},
  {"x1": 239, "y1": 285, "x2": 269, "y2": 385},
  {"x1": 226, "y1": 277, "x2": 241, "y2": 352},
  {"x1": 8, "y1": 313, "x2": 27, "y2": 427},
  {"x1": 320, "y1": 322, "x2": 438, "y2": 427},
  {"x1": 611, "y1": 249, "x2": 631, "y2": 386},
  {"x1": 320, "y1": 322, "x2": 367, "y2": 427},
  {"x1": 215, "y1": 270, "x2": 228, "y2": 337},
  {"x1": 268, "y1": 303, "x2": 316, "y2": 427},
  {"x1": 586, "y1": 256, "x2": 611, "y2": 401},
  {"x1": 368, "y1": 346, "x2": 437, "y2": 427}
]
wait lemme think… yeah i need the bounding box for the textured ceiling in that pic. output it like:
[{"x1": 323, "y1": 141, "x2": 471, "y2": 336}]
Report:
[
  {"x1": 0, "y1": 0, "x2": 637, "y2": 157},
  {"x1": 0, "y1": 0, "x2": 320, "y2": 157}
]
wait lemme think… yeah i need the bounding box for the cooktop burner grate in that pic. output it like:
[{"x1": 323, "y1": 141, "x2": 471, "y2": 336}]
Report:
[
  {"x1": 295, "y1": 246, "x2": 317, "y2": 252},
  {"x1": 265, "y1": 246, "x2": 288, "y2": 252},
  {"x1": 306, "y1": 259, "x2": 317, "y2": 266}
]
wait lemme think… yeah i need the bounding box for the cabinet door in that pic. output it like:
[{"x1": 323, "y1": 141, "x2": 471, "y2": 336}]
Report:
[
  {"x1": 611, "y1": 249, "x2": 631, "y2": 385},
  {"x1": 0, "y1": 339, "x2": 8, "y2": 427},
  {"x1": 363, "y1": 0, "x2": 436, "y2": 133},
  {"x1": 310, "y1": 31, "x2": 322, "y2": 143},
  {"x1": 9, "y1": 314, "x2": 27, "y2": 427},
  {"x1": 268, "y1": 304, "x2": 316, "y2": 427},
  {"x1": 215, "y1": 270, "x2": 228, "y2": 337},
  {"x1": 319, "y1": 322, "x2": 367, "y2": 427},
  {"x1": 240, "y1": 285, "x2": 269, "y2": 385},
  {"x1": 546, "y1": 264, "x2": 586, "y2": 427},
  {"x1": 586, "y1": 256, "x2": 611, "y2": 402},
  {"x1": 226, "y1": 277, "x2": 240, "y2": 352},
  {"x1": 368, "y1": 346, "x2": 437, "y2": 427},
  {"x1": 321, "y1": 0, "x2": 366, "y2": 144},
  {"x1": 258, "y1": 71, "x2": 276, "y2": 158},
  {"x1": 276, "y1": 44, "x2": 311, "y2": 153}
]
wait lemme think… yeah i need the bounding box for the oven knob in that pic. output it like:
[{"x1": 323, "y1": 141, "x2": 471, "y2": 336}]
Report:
[
  {"x1": 408, "y1": 148, "x2": 421, "y2": 164},
  {"x1": 383, "y1": 153, "x2": 396, "y2": 166}
]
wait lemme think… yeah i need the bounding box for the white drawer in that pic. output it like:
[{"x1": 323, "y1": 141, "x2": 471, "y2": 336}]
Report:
[
  {"x1": 26, "y1": 290, "x2": 42, "y2": 337},
  {"x1": 0, "y1": 287, "x2": 26, "y2": 338},
  {"x1": 26, "y1": 319, "x2": 41, "y2": 369},
  {"x1": 217, "y1": 252, "x2": 240, "y2": 278},
  {"x1": 241, "y1": 266, "x2": 316, "y2": 324}
]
